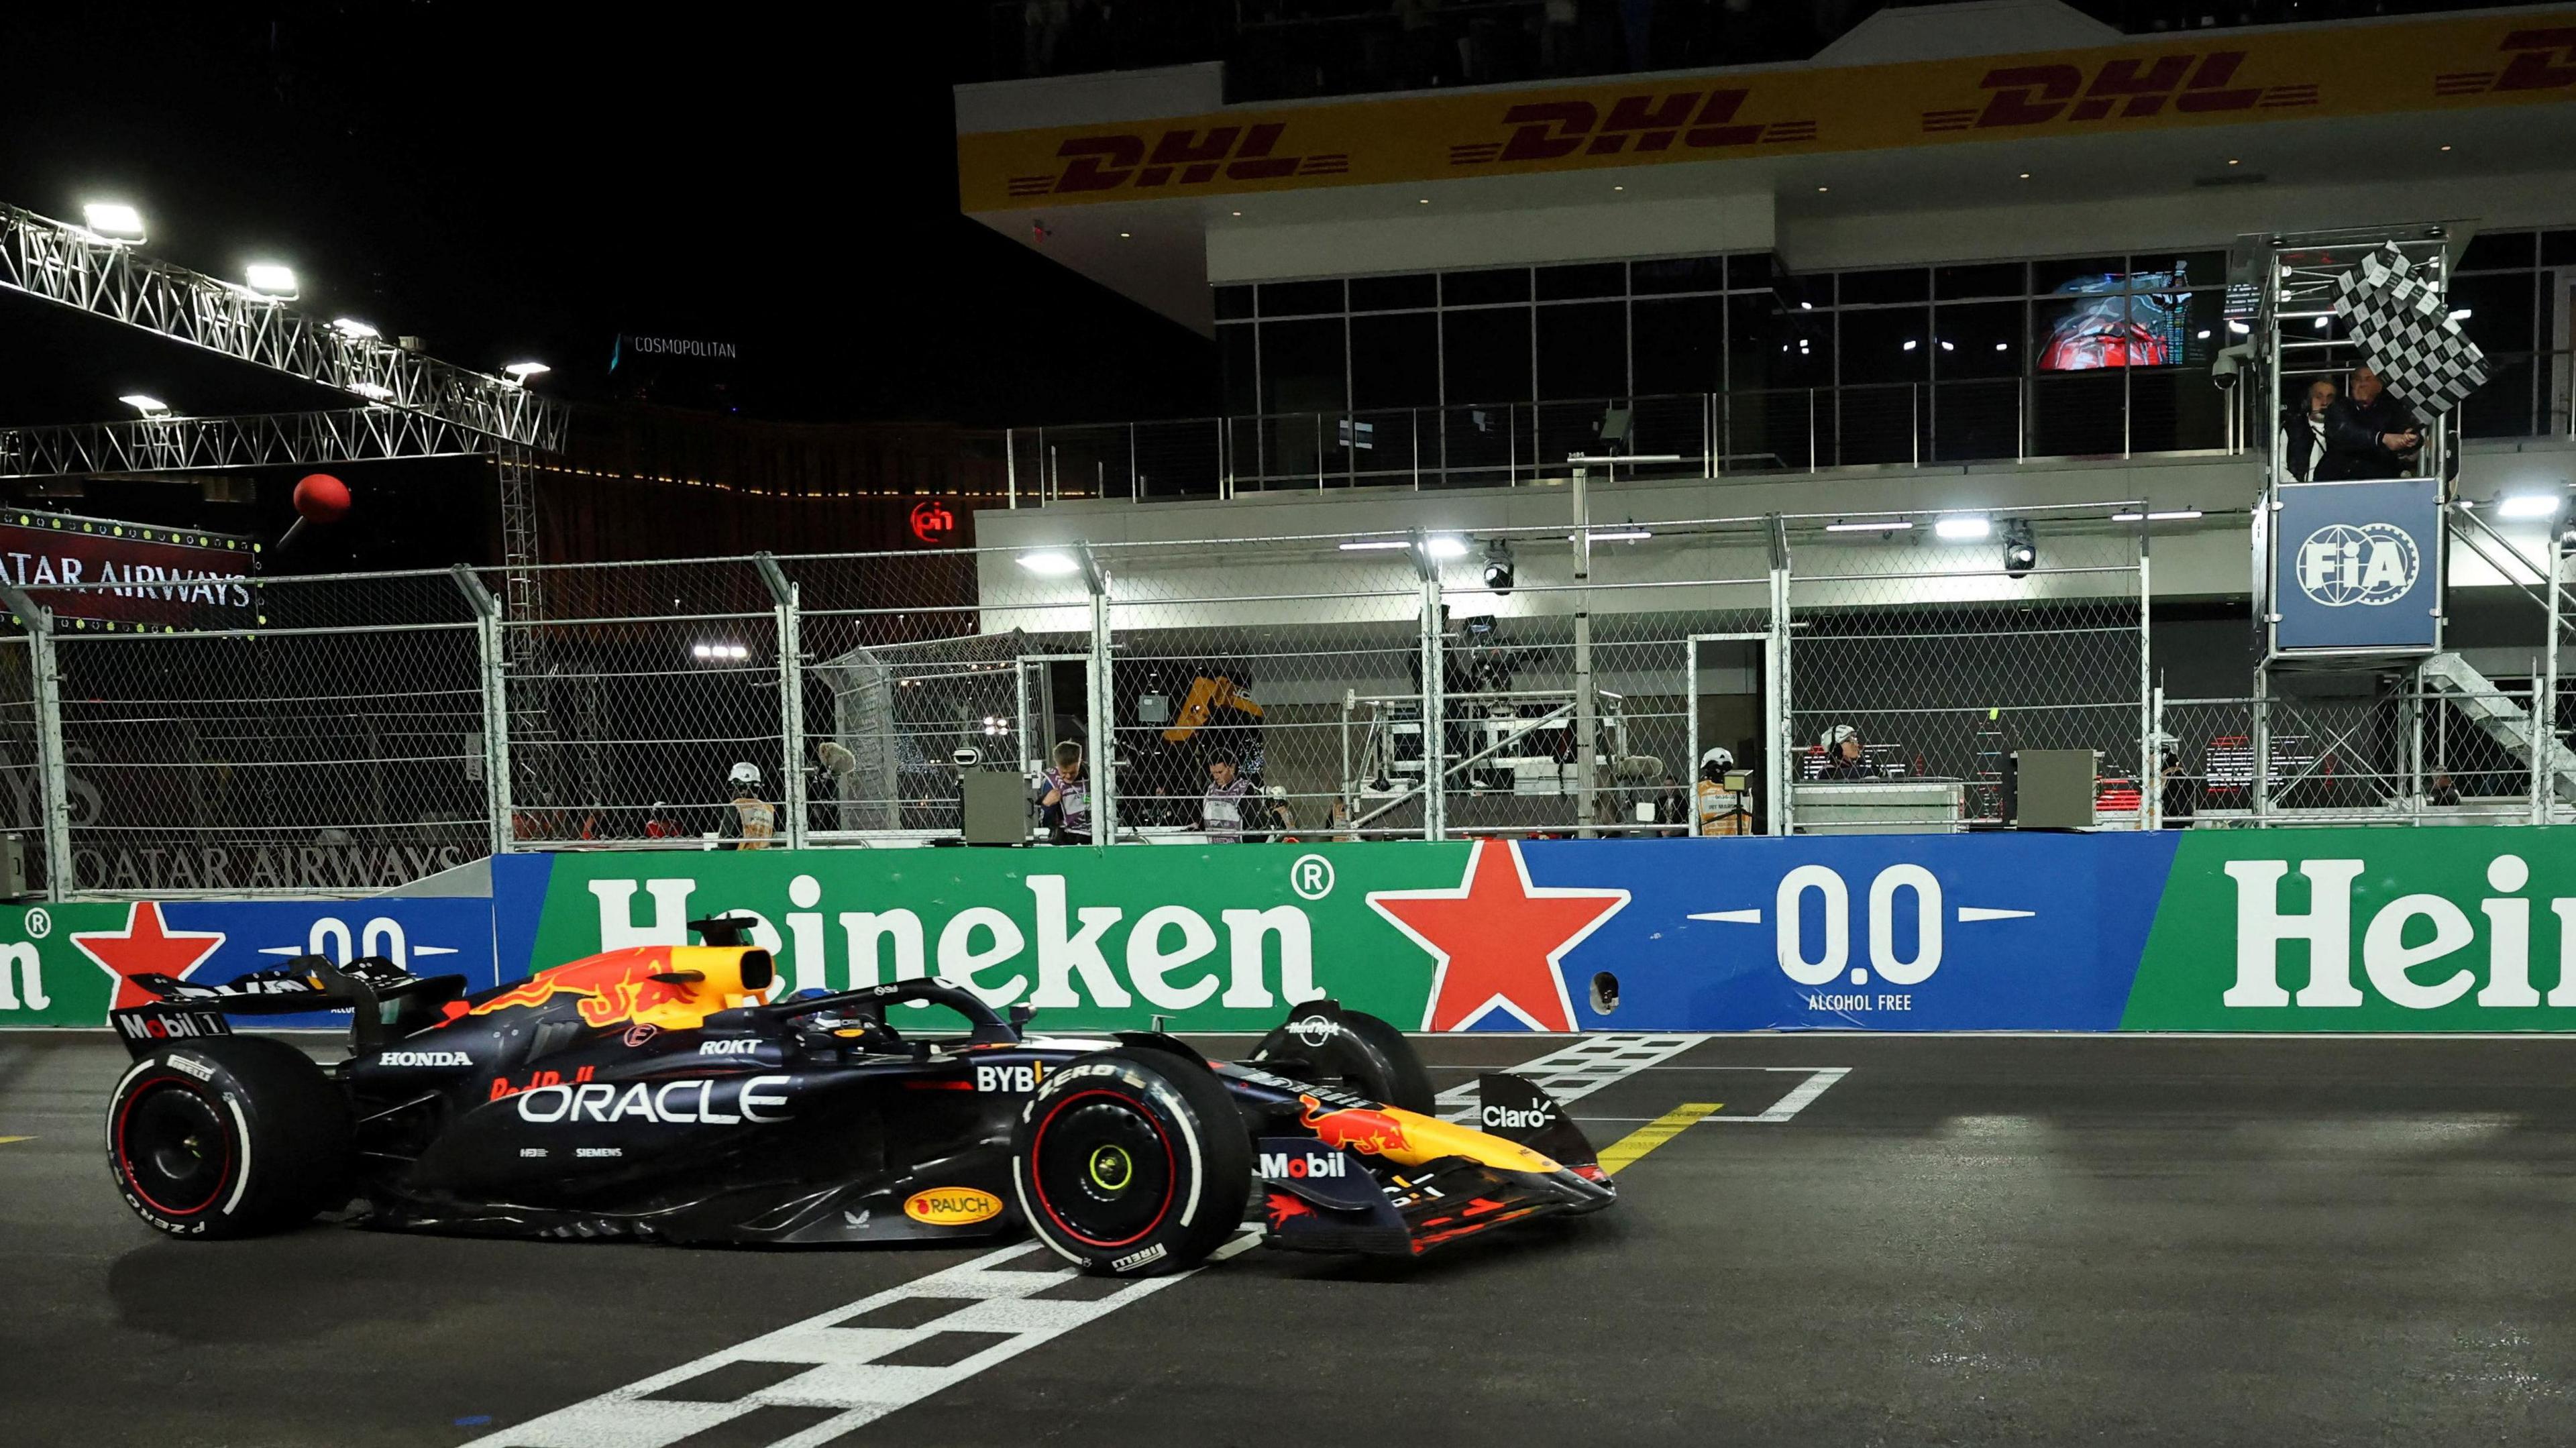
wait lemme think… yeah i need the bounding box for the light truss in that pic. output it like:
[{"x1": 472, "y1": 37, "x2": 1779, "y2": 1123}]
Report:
[
  {"x1": 0, "y1": 204, "x2": 566, "y2": 451},
  {"x1": 0, "y1": 407, "x2": 492, "y2": 480}
]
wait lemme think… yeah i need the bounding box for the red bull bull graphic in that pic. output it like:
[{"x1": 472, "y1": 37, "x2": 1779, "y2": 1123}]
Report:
[
  {"x1": 1297, "y1": 1093, "x2": 1415, "y2": 1157},
  {"x1": 458, "y1": 946, "x2": 764, "y2": 1031}
]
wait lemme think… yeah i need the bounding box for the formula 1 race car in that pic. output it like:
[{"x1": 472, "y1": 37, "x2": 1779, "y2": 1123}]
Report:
[{"x1": 103, "y1": 922, "x2": 1613, "y2": 1275}]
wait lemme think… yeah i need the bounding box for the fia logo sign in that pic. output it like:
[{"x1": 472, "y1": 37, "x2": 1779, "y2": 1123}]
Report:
[{"x1": 2296, "y1": 523, "x2": 2420, "y2": 608}]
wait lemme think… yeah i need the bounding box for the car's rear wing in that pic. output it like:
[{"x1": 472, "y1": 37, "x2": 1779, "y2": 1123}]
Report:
[{"x1": 112, "y1": 955, "x2": 467, "y2": 1058}]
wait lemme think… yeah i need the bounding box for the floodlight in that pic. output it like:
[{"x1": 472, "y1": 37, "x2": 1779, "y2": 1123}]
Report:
[
  {"x1": 1337, "y1": 539, "x2": 1411, "y2": 551},
  {"x1": 1933, "y1": 516, "x2": 1991, "y2": 541},
  {"x1": 2001, "y1": 520, "x2": 2037, "y2": 578},
  {"x1": 118, "y1": 394, "x2": 170, "y2": 419},
  {"x1": 503, "y1": 361, "x2": 551, "y2": 382},
  {"x1": 1826, "y1": 520, "x2": 1913, "y2": 533},
  {"x1": 1481, "y1": 540, "x2": 1515, "y2": 595},
  {"x1": 1016, "y1": 550, "x2": 1080, "y2": 576},
  {"x1": 2497, "y1": 493, "x2": 2563, "y2": 519},
  {"x1": 244, "y1": 263, "x2": 299, "y2": 299},
  {"x1": 81, "y1": 202, "x2": 144, "y2": 243},
  {"x1": 331, "y1": 318, "x2": 380, "y2": 339},
  {"x1": 1422, "y1": 535, "x2": 1469, "y2": 559},
  {"x1": 349, "y1": 382, "x2": 394, "y2": 400}
]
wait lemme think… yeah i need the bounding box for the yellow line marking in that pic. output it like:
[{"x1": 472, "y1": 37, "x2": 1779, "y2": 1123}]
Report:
[
  {"x1": 1597, "y1": 1103, "x2": 1719, "y2": 1175},
  {"x1": 0, "y1": 1136, "x2": 32, "y2": 1146}
]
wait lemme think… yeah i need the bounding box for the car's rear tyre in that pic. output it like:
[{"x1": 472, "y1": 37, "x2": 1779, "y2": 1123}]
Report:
[
  {"x1": 1010, "y1": 1047, "x2": 1249, "y2": 1277},
  {"x1": 107, "y1": 1037, "x2": 353, "y2": 1239},
  {"x1": 1265, "y1": 1004, "x2": 1437, "y2": 1114}
]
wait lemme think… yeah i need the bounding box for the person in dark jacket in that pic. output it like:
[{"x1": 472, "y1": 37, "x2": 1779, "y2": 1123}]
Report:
[
  {"x1": 2315, "y1": 367, "x2": 2425, "y2": 480},
  {"x1": 2282, "y1": 378, "x2": 2335, "y2": 483}
]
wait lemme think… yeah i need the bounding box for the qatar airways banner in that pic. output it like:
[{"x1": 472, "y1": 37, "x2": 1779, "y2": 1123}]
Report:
[
  {"x1": 0, "y1": 510, "x2": 256, "y2": 628},
  {"x1": 10, "y1": 830, "x2": 2576, "y2": 1032}
]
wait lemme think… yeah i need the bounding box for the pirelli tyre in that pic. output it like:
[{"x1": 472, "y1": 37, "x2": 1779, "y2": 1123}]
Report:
[
  {"x1": 1266, "y1": 1005, "x2": 1438, "y2": 1115},
  {"x1": 107, "y1": 1037, "x2": 354, "y2": 1239},
  {"x1": 1010, "y1": 1047, "x2": 1250, "y2": 1278}
]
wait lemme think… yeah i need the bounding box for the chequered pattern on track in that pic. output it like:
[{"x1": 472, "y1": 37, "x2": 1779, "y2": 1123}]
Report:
[{"x1": 1435, "y1": 1034, "x2": 1710, "y2": 1122}]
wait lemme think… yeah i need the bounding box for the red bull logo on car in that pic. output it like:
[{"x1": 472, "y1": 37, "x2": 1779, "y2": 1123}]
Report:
[{"x1": 1296, "y1": 1094, "x2": 1414, "y2": 1157}]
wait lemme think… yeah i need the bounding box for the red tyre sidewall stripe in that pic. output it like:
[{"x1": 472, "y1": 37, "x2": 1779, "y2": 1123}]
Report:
[
  {"x1": 113, "y1": 1075, "x2": 233, "y2": 1219},
  {"x1": 1027, "y1": 1087, "x2": 1178, "y2": 1250}
]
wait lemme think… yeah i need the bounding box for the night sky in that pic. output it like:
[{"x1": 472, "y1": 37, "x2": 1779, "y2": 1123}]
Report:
[{"x1": 0, "y1": 4, "x2": 1214, "y2": 430}]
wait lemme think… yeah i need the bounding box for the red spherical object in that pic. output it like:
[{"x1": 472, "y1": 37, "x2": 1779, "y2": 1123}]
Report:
[{"x1": 292, "y1": 473, "x2": 351, "y2": 523}]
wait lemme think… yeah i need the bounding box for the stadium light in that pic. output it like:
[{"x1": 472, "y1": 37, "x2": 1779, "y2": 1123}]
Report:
[
  {"x1": 1934, "y1": 516, "x2": 1991, "y2": 541},
  {"x1": 80, "y1": 201, "x2": 145, "y2": 244},
  {"x1": 349, "y1": 382, "x2": 394, "y2": 400},
  {"x1": 117, "y1": 394, "x2": 171, "y2": 419},
  {"x1": 691, "y1": 642, "x2": 751, "y2": 663},
  {"x1": 2498, "y1": 493, "x2": 2563, "y2": 519},
  {"x1": 1016, "y1": 550, "x2": 1080, "y2": 576},
  {"x1": 1422, "y1": 535, "x2": 1469, "y2": 559},
  {"x1": 244, "y1": 263, "x2": 299, "y2": 300},
  {"x1": 503, "y1": 361, "x2": 551, "y2": 383},
  {"x1": 331, "y1": 318, "x2": 380, "y2": 339}
]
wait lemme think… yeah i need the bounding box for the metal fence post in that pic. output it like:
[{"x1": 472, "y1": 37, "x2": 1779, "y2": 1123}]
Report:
[
  {"x1": 1, "y1": 586, "x2": 70, "y2": 899},
  {"x1": 2139, "y1": 527, "x2": 2155, "y2": 830},
  {"x1": 1079, "y1": 545, "x2": 1117, "y2": 845},
  {"x1": 1413, "y1": 531, "x2": 1444, "y2": 841},
  {"x1": 449, "y1": 566, "x2": 513, "y2": 858},
  {"x1": 753, "y1": 555, "x2": 807, "y2": 848},
  {"x1": 2540, "y1": 533, "x2": 2563, "y2": 825},
  {"x1": 1766, "y1": 516, "x2": 1792, "y2": 836}
]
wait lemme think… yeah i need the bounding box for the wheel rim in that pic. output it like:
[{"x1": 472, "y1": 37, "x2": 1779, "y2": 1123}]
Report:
[
  {"x1": 1029, "y1": 1091, "x2": 1176, "y2": 1249},
  {"x1": 116, "y1": 1081, "x2": 231, "y2": 1217}
]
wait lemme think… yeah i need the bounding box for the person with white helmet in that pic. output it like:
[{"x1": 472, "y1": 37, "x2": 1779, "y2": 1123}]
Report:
[
  {"x1": 1695, "y1": 745, "x2": 1752, "y2": 836},
  {"x1": 719, "y1": 761, "x2": 775, "y2": 850},
  {"x1": 1815, "y1": 723, "x2": 1882, "y2": 782}
]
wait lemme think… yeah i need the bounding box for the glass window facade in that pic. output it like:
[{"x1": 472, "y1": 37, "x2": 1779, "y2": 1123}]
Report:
[
  {"x1": 1215, "y1": 249, "x2": 2240, "y2": 482},
  {"x1": 2449, "y1": 229, "x2": 2576, "y2": 439}
]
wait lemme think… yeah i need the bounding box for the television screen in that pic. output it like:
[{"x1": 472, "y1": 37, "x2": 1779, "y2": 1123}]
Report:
[{"x1": 2036, "y1": 263, "x2": 2209, "y2": 372}]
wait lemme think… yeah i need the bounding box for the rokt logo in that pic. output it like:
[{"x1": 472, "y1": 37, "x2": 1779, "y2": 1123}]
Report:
[
  {"x1": 2296, "y1": 522, "x2": 2419, "y2": 608},
  {"x1": 1921, "y1": 50, "x2": 2315, "y2": 132},
  {"x1": 1006, "y1": 124, "x2": 1348, "y2": 198},
  {"x1": 1450, "y1": 89, "x2": 1816, "y2": 166}
]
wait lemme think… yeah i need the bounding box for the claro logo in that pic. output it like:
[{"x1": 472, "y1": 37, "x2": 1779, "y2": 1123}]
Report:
[
  {"x1": 1006, "y1": 124, "x2": 1348, "y2": 198},
  {"x1": 2222, "y1": 854, "x2": 2576, "y2": 1010},
  {"x1": 1921, "y1": 50, "x2": 2316, "y2": 132}
]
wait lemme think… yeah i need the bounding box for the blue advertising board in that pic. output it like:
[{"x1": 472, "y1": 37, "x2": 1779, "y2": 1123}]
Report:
[
  {"x1": 1523, "y1": 832, "x2": 2180, "y2": 1031},
  {"x1": 2271, "y1": 476, "x2": 2441, "y2": 651},
  {"x1": 143, "y1": 897, "x2": 498, "y2": 1029}
]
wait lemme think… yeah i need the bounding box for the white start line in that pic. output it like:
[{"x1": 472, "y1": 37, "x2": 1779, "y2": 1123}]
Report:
[{"x1": 466, "y1": 1034, "x2": 1752, "y2": 1448}]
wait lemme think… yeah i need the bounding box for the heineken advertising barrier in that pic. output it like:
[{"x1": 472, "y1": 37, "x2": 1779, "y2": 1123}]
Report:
[{"x1": 8, "y1": 830, "x2": 2576, "y2": 1032}]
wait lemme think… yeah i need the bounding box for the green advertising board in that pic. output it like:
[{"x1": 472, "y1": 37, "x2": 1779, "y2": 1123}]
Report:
[{"x1": 525, "y1": 844, "x2": 1477, "y2": 1032}]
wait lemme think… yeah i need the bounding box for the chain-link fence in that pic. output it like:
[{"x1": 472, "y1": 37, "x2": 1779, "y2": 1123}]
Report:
[{"x1": 5, "y1": 502, "x2": 2575, "y2": 897}]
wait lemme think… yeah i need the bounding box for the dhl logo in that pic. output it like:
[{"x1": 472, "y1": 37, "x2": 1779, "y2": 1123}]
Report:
[
  {"x1": 466, "y1": 950, "x2": 709, "y2": 1030},
  {"x1": 1450, "y1": 89, "x2": 1816, "y2": 166},
  {"x1": 1921, "y1": 49, "x2": 2316, "y2": 132},
  {"x1": 2434, "y1": 27, "x2": 2576, "y2": 97},
  {"x1": 1005, "y1": 124, "x2": 1348, "y2": 197}
]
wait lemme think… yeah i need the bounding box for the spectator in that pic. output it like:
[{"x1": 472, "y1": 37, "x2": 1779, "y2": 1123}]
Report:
[
  {"x1": 2428, "y1": 771, "x2": 2461, "y2": 807},
  {"x1": 718, "y1": 763, "x2": 775, "y2": 850},
  {"x1": 1814, "y1": 723, "x2": 1883, "y2": 781},
  {"x1": 2282, "y1": 378, "x2": 2335, "y2": 483},
  {"x1": 1200, "y1": 749, "x2": 1253, "y2": 842},
  {"x1": 641, "y1": 801, "x2": 682, "y2": 841},
  {"x1": 2153, "y1": 736, "x2": 2197, "y2": 828},
  {"x1": 2316, "y1": 366, "x2": 2425, "y2": 480},
  {"x1": 1040, "y1": 740, "x2": 1091, "y2": 845},
  {"x1": 1695, "y1": 746, "x2": 1752, "y2": 835}
]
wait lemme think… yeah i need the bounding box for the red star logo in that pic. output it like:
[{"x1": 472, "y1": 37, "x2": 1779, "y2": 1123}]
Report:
[
  {"x1": 72, "y1": 901, "x2": 227, "y2": 1011},
  {"x1": 1366, "y1": 840, "x2": 1627, "y2": 1032}
]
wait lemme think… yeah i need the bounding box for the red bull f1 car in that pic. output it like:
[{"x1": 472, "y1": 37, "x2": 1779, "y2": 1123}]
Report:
[{"x1": 102, "y1": 920, "x2": 1613, "y2": 1275}]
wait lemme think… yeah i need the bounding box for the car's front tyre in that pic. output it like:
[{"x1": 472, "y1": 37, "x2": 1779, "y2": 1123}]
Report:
[{"x1": 1009, "y1": 1047, "x2": 1249, "y2": 1277}]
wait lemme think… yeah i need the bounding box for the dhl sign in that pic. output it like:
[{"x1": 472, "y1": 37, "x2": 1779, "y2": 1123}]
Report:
[{"x1": 958, "y1": 9, "x2": 2576, "y2": 210}]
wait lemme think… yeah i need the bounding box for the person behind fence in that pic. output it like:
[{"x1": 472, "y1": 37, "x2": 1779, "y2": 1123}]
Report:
[
  {"x1": 2316, "y1": 366, "x2": 2424, "y2": 480},
  {"x1": 2282, "y1": 377, "x2": 2336, "y2": 483},
  {"x1": 1200, "y1": 748, "x2": 1253, "y2": 842},
  {"x1": 1696, "y1": 746, "x2": 1753, "y2": 835},
  {"x1": 1814, "y1": 723, "x2": 1884, "y2": 781},
  {"x1": 718, "y1": 763, "x2": 775, "y2": 850},
  {"x1": 2428, "y1": 770, "x2": 2462, "y2": 807},
  {"x1": 642, "y1": 801, "x2": 682, "y2": 841},
  {"x1": 1040, "y1": 740, "x2": 1091, "y2": 845},
  {"x1": 2153, "y1": 734, "x2": 2197, "y2": 828}
]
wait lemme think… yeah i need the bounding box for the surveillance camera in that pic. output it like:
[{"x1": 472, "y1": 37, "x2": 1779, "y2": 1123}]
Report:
[
  {"x1": 951, "y1": 745, "x2": 983, "y2": 768},
  {"x1": 2210, "y1": 341, "x2": 2255, "y2": 390}
]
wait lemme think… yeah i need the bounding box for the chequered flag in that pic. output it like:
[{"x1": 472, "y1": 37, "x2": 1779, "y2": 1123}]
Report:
[{"x1": 2331, "y1": 243, "x2": 2489, "y2": 416}]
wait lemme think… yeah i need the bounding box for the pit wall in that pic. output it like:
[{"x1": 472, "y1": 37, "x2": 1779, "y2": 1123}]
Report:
[{"x1": 5, "y1": 830, "x2": 2574, "y2": 1032}]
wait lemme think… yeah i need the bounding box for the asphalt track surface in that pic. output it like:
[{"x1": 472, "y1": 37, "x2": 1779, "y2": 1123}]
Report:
[{"x1": 13, "y1": 1034, "x2": 2576, "y2": 1446}]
